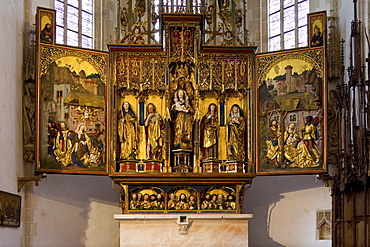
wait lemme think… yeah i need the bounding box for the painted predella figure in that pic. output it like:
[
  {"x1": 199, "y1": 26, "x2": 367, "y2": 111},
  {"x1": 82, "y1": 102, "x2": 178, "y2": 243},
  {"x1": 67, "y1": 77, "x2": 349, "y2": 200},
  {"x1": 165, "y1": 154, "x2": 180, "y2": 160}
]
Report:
[
  {"x1": 257, "y1": 47, "x2": 326, "y2": 174},
  {"x1": 200, "y1": 187, "x2": 236, "y2": 211},
  {"x1": 126, "y1": 186, "x2": 238, "y2": 212},
  {"x1": 128, "y1": 187, "x2": 165, "y2": 211},
  {"x1": 38, "y1": 47, "x2": 107, "y2": 172}
]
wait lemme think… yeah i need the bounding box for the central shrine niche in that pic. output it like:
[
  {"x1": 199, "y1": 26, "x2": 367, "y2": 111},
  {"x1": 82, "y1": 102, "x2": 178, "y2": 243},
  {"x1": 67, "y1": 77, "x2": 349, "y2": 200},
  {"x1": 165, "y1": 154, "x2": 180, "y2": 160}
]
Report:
[{"x1": 111, "y1": 14, "x2": 254, "y2": 175}]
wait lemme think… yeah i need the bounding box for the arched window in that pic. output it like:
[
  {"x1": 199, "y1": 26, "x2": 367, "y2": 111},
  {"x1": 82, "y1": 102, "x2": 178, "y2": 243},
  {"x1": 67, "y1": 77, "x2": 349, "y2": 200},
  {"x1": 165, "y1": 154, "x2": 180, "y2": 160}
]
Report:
[
  {"x1": 290, "y1": 114, "x2": 297, "y2": 122},
  {"x1": 55, "y1": 0, "x2": 93, "y2": 48},
  {"x1": 269, "y1": 0, "x2": 309, "y2": 51}
]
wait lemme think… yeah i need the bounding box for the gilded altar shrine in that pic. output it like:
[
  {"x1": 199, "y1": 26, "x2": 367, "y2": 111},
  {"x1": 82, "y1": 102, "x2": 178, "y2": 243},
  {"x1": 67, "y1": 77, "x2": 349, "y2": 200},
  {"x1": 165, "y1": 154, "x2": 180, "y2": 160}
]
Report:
[
  {"x1": 33, "y1": 3, "x2": 327, "y2": 215},
  {"x1": 108, "y1": 14, "x2": 255, "y2": 213}
]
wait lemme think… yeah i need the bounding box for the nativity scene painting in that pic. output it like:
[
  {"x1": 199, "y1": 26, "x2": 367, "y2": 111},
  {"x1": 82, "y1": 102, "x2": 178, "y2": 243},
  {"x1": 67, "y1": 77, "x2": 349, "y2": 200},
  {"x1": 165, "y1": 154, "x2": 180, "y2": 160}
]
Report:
[
  {"x1": 257, "y1": 47, "x2": 327, "y2": 175},
  {"x1": 36, "y1": 45, "x2": 108, "y2": 173}
]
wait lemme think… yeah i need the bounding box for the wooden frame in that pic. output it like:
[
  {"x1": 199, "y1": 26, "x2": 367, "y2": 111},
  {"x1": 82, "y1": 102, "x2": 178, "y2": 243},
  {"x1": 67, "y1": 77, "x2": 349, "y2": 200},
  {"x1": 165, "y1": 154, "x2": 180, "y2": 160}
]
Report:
[
  {"x1": 256, "y1": 47, "x2": 327, "y2": 175},
  {"x1": 308, "y1": 11, "x2": 327, "y2": 48},
  {"x1": 0, "y1": 191, "x2": 21, "y2": 227},
  {"x1": 36, "y1": 7, "x2": 56, "y2": 45},
  {"x1": 35, "y1": 44, "x2": 109, "y2": 174}
]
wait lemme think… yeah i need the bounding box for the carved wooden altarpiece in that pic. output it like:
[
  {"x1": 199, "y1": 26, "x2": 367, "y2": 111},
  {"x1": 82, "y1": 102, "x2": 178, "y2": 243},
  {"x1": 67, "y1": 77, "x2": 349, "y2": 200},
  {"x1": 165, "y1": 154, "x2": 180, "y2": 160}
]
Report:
[
  {"x1": 108, "y1": 14, "x2": 256, "y2": 214},
  {"x1": 33, "y1": 7, "x2": 257, "y2": 214},
  {"x1": 32, "y1": 4, "x2": 330, "y2": 216}
]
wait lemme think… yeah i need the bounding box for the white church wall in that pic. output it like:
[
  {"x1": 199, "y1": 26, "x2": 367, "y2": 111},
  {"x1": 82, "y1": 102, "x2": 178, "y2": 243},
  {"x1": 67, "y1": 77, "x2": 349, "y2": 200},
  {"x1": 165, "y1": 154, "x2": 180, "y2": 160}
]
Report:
[
  {"x1": 245, "y1": 175, "x2": 331, "y2": 247},
  {"x1": 0, "y1": 0, "x2": 25, "y2": 246},
  {"x1": 32, "y1": 175, "x2": 120, "y2": 247}
]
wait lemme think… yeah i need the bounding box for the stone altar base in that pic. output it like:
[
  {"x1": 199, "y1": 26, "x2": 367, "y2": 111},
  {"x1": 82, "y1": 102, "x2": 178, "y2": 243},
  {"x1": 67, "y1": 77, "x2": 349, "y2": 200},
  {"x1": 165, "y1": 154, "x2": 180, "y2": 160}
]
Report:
[{"x1": 115, "y1": 213, "x2": 253, "y2": 247}]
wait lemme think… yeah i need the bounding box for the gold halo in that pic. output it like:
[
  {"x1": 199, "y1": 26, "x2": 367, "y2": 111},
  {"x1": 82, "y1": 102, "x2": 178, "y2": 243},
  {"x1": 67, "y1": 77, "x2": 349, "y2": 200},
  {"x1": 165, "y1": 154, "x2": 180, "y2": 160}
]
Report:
[
  {"x1": 208, "y1": 189, "x2": 228, "y2": 196},
  {"x1": 175, "y1": 189, "x2": 191, "y2": 198},
  {"x1": 139, "y1": 189, "x2": 157, "y2": 196}
]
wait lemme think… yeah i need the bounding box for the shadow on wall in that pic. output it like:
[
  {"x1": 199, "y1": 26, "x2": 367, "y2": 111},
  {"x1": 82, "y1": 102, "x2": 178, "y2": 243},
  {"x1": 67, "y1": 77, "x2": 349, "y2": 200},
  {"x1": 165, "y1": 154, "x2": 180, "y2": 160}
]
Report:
[
  {"x1": 32, "y1": 175, "x2": 120, "y2": 247},
  {"x1": 244, "y1": 175, "x2": 326, "y2": 247}
]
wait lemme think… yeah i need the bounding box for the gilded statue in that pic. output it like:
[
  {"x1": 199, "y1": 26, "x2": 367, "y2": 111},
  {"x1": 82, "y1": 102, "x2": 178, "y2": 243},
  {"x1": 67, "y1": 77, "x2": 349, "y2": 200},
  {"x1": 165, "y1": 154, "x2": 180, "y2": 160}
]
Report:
[
  {"x1": 140, "y1": 194, "x2": 151, "y2": 210},
  {"x1": 264, "y1": 119, "x2": 281, "y2": 167},
  {"x1": 172, "y1": 63, "x2": 194, "y2": 98},
  {"x1": 221, "y1": 31, "x2": 234, "y2": 46},
  {"x1": 227, "y1": 104, "x2": 245, "y2": 161},
  {"x1": 120, "y1": 7, "x2": 128, "y2": 27},
  {"x1": 171, "y1": 89, "x2": 194, "y2": 150},
  {"x1": 283, "y1": 122, "x2": 318, "y2": 168},
  {"x1": 168, "y1": 193, "x2": 177, "y2": 210},
  {"x1": 201, "y1": 193, "x2": 211, "y2": 209},
  {"x1": 216, "y1": 194, "x2": 225, "y2": 209},
  {"x1": 200, "y1": 103, "x2": 219, "y2": 160},
  {"x1": 218, "y1": 0, "x2": 229, "y2": 11},
  {"x1": 188, "y1": 195, "x2": 197, "y2": 210},
  {"x1": 131, "y1": 27, "x2": 145, "y2": 44},
  {"x1": 129, "y1": 193, "x2": 139, "y2": 210},
  {"x1": 225, "y1": 194, "x2": 236, "y2": 210},
  {"x1": 144, "y1": 103, "x2": 164, "y2": 160},
  {"x1": 235, "y1": 9, "x2": 243, "y2": 28},
  {"x1": 175, "y1": 193, "x2": 190, "y2": 210},
  {"x1": 118, "y1": 102, "x2": 138, "y2": 160},
  {"x1": 154, "y1": 193, "x2": 164, "y2": 210},
  {"x1": 201, "y1": 192, "x2": 235, "y2": 210},
  {"x1": 205, "y1": 5, "x2": 214, "y2": 27},
  {"x1": 134, "y1": 0, "x2": 146, "y2": 17}
]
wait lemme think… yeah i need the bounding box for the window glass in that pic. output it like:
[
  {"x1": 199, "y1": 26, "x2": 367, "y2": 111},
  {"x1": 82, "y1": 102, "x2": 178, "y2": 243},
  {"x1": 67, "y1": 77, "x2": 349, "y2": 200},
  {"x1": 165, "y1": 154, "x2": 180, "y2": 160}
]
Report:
[
  {"x1": 82, "y1": 35, "x2": 92, "y2": 48},
  {"x1": 269, "y1": 0, "x2": 280, "y2": 14},
  {"x1": 55, "y1": 1, "x2": 64, "y2": 26},
  {"x1": 269, "y1": 0, "x2": 309, "y2": 51},
  {"x1": 55, "y1": 0, "x2": 93, "y2": 49},
  {"x1": 270, "y1": 12, "x2": 281, "y2": 37},
  {"x1": 298, "y1": 1, "x2": 309, "y2": 27},
  {"x1": 67, "y1": 30, "x2": 78, "y2": 46},
  {"x1": 284, "y1": 30, "x2": 295, "y2": 49},
  {"x1": 283, "y1": 6, "x2": 295, "y2": 32},
  {"x1": 284, "y1": 0, "x2": 295, "y2": 8},
  {"x1": 298, "y1": 26, "x2": 308, "y2": 47},
  {"x1": 82, "y1": 0, "x2": 93, "y2": 12},
  {"x1": 67, "y1": 0, "x2": 79, "y2": 7},
  {"x1": 67, "y1": 5, "x2": 79, "y2": 32},
  {"x1": 82, "y1": 12, "x2": 93, "y2": 37},
  {"x1": 269, "y1": 36, "x2": 281, "y2": 51},
  {"x1": 56, "y1": 26, "x2": 64, "y2": 44}
]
